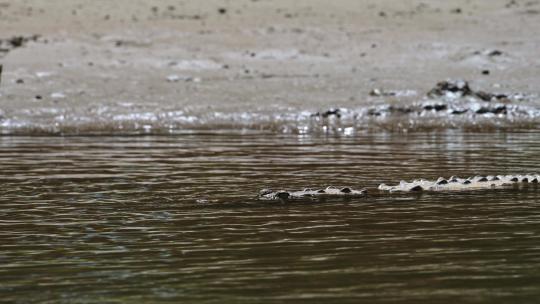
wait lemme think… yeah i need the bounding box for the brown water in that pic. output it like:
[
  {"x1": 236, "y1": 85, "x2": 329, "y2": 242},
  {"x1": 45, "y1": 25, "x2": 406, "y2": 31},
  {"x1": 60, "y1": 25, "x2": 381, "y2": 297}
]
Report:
[{"x1": 1, "y1": 131, "x2": 540, "y2": 303}]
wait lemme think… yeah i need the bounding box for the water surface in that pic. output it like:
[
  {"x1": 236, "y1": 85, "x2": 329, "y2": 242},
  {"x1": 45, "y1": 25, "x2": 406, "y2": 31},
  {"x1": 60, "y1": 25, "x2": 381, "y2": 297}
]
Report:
[{"x1": 1, "y1": 131, "x2": 540, "y2": 303}]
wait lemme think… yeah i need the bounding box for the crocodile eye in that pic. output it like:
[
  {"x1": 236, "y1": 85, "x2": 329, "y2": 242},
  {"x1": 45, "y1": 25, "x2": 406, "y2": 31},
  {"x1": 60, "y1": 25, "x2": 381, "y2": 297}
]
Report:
[{"x1": 340, "y1": 187, "x2": 352, "y2": 193}]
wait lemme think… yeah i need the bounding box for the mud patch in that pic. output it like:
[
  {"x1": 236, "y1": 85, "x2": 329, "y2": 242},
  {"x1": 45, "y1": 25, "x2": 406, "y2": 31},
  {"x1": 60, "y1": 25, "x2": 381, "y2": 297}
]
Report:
[{"x1": 0, "y1": 35, "x2": 40, "y2": 55}]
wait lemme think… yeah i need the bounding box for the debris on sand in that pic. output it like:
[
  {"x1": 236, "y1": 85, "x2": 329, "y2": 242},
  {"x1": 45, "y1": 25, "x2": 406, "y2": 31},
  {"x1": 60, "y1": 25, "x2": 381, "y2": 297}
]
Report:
[
  {"x1": 370, "y1": 89, "x2": 417, "y2": 97},
  {"x1": 427, "y1": 80, "x2": 509, "y2": 102},
  {"x1": 309, "y1": 80, "x2": 531, "y2": 127},
  {"x1": 312, "y1": 108, "x2": 341, "y2": 118},
  {"x1": 427, "y1": 80, "x2": 473, "y2": 98},
  {"x1": 487, "y1": 50, "x2": 504, "y2": 57},
  {"x1": 0, "y1": 35, "x2": 40, "y2": 54},
  {"x1": 367, "y1": 105, "x2": 414, "y2": 117},
  {"x1": 369, "y1": 88, "x2": 396, "y2": 97}
]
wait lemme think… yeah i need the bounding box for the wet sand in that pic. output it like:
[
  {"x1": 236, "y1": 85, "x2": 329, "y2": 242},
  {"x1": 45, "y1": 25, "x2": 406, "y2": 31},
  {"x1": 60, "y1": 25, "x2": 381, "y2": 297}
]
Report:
[{"x1": 0, "y1": 0, "x2": 539, "y2": 133}]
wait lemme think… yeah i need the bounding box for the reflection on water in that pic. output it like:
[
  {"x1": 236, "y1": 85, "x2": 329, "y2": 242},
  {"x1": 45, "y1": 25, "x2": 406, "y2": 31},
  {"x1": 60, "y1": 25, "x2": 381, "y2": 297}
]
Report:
[{"x1": 1, "y1": 131, "x2": 540, "y2": 303}]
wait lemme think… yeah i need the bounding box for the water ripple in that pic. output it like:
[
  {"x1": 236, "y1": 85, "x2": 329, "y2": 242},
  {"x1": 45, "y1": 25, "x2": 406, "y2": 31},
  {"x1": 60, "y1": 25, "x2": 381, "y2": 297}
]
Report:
[{"x1": 0, "y1": 132, "x2": 540, "y2": 302}]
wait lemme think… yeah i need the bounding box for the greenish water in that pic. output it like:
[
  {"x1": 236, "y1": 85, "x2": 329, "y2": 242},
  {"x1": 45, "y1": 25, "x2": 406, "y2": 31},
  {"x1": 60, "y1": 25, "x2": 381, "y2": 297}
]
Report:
[{"x1": 1, "y1": 131, "x2": 540, "y2": 303}]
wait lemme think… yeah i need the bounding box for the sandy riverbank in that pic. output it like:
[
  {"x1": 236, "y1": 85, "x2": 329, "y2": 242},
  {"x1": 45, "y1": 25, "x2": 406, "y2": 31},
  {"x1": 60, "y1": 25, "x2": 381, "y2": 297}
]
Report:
[{"x1": 0, "y1": 0, "x2": 539, "y2": 134}]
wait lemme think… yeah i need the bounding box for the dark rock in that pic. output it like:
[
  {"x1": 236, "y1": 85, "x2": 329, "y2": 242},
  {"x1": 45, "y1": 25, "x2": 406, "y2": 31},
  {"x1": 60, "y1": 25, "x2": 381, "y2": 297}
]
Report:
[
  {"x1": 475, "y1": 107, "x2": 490, "y2": 114},
  {"x1": 451, "y1": 109, "x2": 468, "y2": 115},
  {"x1": 311, "y1": 109, "x2": 341, "y2": 118},
  {"x1": 388, "y1": 106, "x2": 414, "y2": 114},
  {"x1": 428, "y1": 80, "x2": 473, "y2": 97},
  {"x1": 321, "y1": 109, "x2": 341, "y2": 118},
  {"x1": 475, "y1": 91, "x2": 494, "y2": 101},
  {"x1": 488, "y1": 50, "x2": 504, "y2": 57},
  {"x1": 482, "y1": 70, "x2": 490, "y2": 75},
  {"x1": 493, "y1": 106, "x2": 508, "y2": 114},
  {"x1": 218, "y1": 8, "x2": 227, "y2": 14},
  {"x1": 367, "y1": 109, "x2": 382, "y2": 116},
  {"x1": 476, "y1": 106, "x2": 507, "y2": 115},
  {"x1": 423, "y1": 104, "x2": 448, "y2": 111}
]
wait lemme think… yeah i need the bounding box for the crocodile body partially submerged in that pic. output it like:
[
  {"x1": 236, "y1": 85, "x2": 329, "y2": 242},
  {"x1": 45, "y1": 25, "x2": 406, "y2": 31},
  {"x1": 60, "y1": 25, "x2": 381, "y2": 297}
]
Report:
[
  {"x1": 378, "y1": 174, "x2": 539, "y2": 193},
  {"x1": 259, "y1": 174, "x2": 538, "y2": 201},
  {"x1": 259, "y1": 187, "x2": 367, "y2": 200}
]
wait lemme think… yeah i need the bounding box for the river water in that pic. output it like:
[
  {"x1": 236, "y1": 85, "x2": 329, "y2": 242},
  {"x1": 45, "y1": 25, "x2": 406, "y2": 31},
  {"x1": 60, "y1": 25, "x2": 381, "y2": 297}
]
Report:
[{"x1": 1, "y1": 131, "x2": 540, "y2": 303}]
